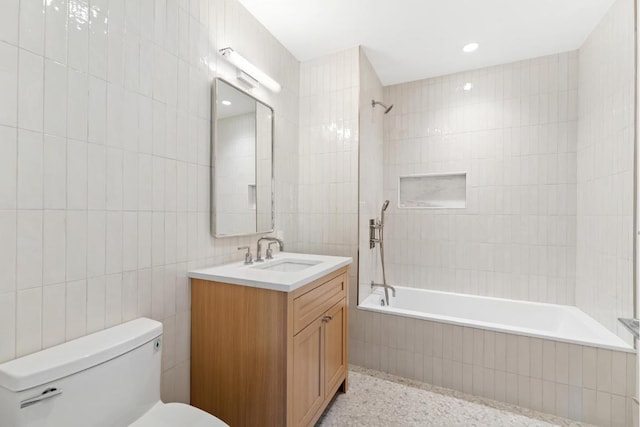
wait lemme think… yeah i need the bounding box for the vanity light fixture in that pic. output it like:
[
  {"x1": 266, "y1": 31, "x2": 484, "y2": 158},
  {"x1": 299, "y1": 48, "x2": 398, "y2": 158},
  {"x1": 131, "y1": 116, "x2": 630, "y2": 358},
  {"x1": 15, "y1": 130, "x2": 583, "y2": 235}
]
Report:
[
  {"x1": 219, "y1": 47, "x2": 282, "y2": 93},
  {"x1": 462, "y1": 42, "x2": 479, "y2": 53}
]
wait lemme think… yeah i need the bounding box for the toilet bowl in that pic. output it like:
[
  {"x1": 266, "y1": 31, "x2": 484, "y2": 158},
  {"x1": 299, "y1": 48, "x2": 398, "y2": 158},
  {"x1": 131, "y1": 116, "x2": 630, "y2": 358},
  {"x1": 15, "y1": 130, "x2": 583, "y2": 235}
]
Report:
[{"x1": 0, "y1": 318, "x2": 228, "y2": 427}]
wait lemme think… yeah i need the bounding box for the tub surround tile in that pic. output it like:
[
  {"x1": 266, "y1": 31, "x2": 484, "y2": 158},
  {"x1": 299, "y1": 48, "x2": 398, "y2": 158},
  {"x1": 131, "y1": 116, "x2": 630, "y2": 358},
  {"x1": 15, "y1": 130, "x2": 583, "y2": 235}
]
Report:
[
  {"x1": 596, "y1": 348, "x2": 612, "y2": 393},
  {"x1": 351, "y1": 310, "x2": 637, "y2": 427}
]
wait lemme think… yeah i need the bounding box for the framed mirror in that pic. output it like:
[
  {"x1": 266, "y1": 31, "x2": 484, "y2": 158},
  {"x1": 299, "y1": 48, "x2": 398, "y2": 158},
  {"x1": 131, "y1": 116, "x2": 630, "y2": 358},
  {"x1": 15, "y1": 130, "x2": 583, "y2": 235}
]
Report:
[{"x1": 212, "y1": 78, "x2": 274, "y2": 237}]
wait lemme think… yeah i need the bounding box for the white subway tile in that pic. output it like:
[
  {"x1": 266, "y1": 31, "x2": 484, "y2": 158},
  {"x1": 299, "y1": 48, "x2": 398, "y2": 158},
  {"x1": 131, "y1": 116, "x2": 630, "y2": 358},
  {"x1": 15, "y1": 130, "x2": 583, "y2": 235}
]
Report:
[
  {"x1": 16, "y1": 211, "x2": 43, "y2": 290},
  {"x1": 88, "y1": 10, "x2": 108, "y2": 79},
  {"x1": 106, "y1": 147, "x2": 123, "y2": 209},
  {"x1": 44, "y1": 60, "x2": 68, "y2": 137},
  {"x1": 0, "y1": 125, "x2": 17, "y2": 209},
  {"x1": 43, "y1": 135, "x2": 66, "y2": 209},
  {"x1": 67, "y1": 0, "x2": 89, "y2": 72},
  {"x1": 86, "y1": 275, "x2": 105, "y2": 332},
  {"x1": 19, "y1": 0, "x2": 45, "y2": 55},
  {"x1": 122, "y1": 271, "x2": 137, "y2": 321},
  {"x1": 610, "y1": 393, "x2": 627, "y2": 427},
  {"x1": 65, "y1": 279, "x2": 87, "y2": 340},
  {"x1": 610, "y1": 351, "x2": 626, "y2": 396},
  {"x1": 105, "y1": 211, "x2": 123, "y2": 274},
  {"x1": 0, "y1": 291, "x2": 16, "y2": 362},
  {"x1": 44, "y1": 0, "x2": 68, "y2": 64},
  {"x1": 105, "y1": 273, "x2": 122, "y2": 327},
  {"x1": 595, "y1": 391, "x2": 611, "y2": 427},
  {"x1": 87, "y1": 76, "x2": 107, "y2": 145},
  {"x1": 43, "y1": 211, "x2": 66, "y2": 286},
  {"x1": 137, "y1": 268, "x2": 151, "y2": 318},
  {"x1": 17, "y1": 129, "x2": 43, "y2": 209},
  {"x1": 66, "y1": 69, "x2": 88, "y2": 140},
  {"x1": 65, "y1": 210, "x2": 87, "y2": 281},
  {"x1": 18, "y1": 50, "x2": 44, "y2": 132},
  {"x1": 42, "y1": 283, "x2": 66, "y2": 348},
  {"x1": 16, "y1": 287, "x2": 42, "y2": 357},
  {"x1": 596, "y1": 349, "x2": 612, "y2": 393},
  {"x1": 0, "y1": 0, "x2": 19, "y2": 45},
  {"x1": 0, "y1": 211, "x2": 17, "y2": 294}
]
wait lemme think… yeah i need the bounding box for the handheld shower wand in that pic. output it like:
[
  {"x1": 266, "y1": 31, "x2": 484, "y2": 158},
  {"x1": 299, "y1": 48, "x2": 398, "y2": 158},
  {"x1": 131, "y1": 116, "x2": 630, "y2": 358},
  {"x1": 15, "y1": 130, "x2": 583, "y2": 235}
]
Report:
[
  {"x1": 380, "y1": 199, "x2": 390, "y2": 224},
  {"x1": 371, "y1": 200, "x2": 395, "y2": 305}
]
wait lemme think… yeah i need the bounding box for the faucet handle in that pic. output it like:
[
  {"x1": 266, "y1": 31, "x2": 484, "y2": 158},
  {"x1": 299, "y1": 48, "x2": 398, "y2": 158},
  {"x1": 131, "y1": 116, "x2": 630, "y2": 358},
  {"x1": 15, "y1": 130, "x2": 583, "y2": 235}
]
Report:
[
  {"x1": 237, "y1": 246, "x2": 253, "y2": 265},
  {"x1": 266, "y1": 241, "x2": 279, "y2": 260}
]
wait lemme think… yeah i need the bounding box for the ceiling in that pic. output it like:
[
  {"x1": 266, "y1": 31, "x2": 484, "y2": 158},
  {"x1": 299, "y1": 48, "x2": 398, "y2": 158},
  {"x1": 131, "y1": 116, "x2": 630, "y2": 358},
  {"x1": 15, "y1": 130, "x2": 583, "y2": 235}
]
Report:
[{"x1": 237, "y1": 0, "x2": 616, "y2": 86}]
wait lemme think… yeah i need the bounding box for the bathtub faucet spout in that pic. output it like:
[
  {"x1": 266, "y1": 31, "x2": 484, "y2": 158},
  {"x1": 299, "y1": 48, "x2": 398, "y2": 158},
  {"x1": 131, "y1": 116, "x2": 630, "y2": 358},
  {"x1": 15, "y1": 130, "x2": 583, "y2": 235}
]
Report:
[{"x1": 371, "y1": 280, "x2": 396, "y2": 299}]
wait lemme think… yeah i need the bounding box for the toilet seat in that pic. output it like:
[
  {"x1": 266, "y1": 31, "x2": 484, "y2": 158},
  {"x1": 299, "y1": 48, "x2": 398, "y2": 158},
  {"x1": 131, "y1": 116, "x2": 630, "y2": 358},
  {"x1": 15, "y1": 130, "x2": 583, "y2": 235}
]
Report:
[{"x1": 130, "y1": 402, "x2": 229, "y2": 427}]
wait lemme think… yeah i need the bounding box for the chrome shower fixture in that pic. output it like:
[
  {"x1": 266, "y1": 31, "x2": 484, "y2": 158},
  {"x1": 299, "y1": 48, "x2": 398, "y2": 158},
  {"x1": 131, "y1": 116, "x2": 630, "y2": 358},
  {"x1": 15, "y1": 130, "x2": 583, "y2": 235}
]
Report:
[
  {"x1": 370, "y1": 200, "x2": 395, "y2": 306},
  {"x1": 380, "y1": 199, "x2": 390, "y2": 224},
  {"x1": 372, "y1": 100, "x2": 394, "y2": 114},
  {"x1": 369, "y1": 199, "x2": 390, "y2": 248}
]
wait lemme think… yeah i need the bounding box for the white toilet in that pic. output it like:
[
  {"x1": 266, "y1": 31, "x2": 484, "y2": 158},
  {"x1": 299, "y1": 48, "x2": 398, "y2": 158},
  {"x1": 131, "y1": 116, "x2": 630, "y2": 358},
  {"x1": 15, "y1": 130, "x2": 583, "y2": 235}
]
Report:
[{"x1": 0, "y1": 318, "x2": 228, "y2": 427}]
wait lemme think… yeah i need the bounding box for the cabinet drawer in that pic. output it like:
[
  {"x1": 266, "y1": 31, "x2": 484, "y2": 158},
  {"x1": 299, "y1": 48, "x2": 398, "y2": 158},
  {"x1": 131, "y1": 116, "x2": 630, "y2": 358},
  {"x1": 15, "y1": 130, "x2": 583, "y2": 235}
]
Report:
[{"x1": 293, "y1": 273, "x2": 346, "y2": 335}]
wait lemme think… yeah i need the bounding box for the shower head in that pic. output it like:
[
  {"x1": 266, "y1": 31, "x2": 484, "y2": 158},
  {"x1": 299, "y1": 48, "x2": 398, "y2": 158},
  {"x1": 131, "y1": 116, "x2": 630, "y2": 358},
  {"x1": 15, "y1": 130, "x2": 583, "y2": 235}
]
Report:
[{"x1": 372, "y1": 100, "x2": 394, "y2": 114}]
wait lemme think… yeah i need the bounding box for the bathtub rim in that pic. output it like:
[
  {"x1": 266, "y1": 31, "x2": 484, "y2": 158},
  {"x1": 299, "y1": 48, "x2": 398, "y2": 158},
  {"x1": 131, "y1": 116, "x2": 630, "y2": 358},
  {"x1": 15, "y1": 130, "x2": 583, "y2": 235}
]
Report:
[{"x1": 358, "y1": 287, "x2": 636, "y2": 354}]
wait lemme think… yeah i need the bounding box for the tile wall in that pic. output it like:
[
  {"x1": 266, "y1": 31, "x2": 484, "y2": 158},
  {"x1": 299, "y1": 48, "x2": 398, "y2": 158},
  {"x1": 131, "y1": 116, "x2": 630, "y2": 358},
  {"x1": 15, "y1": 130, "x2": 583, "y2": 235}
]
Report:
[
  {"x1": 576, "y1": 0, "x2": 635, "y2": 341},
  {"x1": 380, "y1": 52, "x2": 579, "y2": 305},
  {"x1": 297, "y1": 47, "x2": 360, "y2": 303},
  {"x1": 0, "y1": 0, "x2": 300, "y2": 404}
]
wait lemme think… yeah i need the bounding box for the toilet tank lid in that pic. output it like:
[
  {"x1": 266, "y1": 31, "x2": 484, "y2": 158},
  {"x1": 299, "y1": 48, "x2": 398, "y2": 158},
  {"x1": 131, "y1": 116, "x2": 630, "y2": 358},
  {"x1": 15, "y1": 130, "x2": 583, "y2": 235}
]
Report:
[{"x1": 0, "y1": 318, "x2": 162, "y2": 392}]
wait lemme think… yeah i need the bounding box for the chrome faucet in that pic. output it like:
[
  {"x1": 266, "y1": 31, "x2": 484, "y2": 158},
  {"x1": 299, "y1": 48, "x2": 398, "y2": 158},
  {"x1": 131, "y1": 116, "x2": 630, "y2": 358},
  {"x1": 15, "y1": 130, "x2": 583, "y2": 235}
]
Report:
[
  {"x1": 237, "y1": 246, "x2": 253, "y2": 265},
  {"x1": 266, "y1": 242, "x2": 279, "y2": 260},
  {"x1": 256, "y1": 237, "x2": 284, "y2": 262},
  {"x1": 371, "y1": 281, "x2": 396, "y2": 299}
]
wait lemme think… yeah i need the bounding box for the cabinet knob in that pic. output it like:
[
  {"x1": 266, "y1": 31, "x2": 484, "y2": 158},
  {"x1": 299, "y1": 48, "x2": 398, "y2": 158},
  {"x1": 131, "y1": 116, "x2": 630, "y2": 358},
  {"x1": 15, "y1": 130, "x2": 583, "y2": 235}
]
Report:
[{"x1": 322, "y1": 315, "x2": 333, "y2": 323}]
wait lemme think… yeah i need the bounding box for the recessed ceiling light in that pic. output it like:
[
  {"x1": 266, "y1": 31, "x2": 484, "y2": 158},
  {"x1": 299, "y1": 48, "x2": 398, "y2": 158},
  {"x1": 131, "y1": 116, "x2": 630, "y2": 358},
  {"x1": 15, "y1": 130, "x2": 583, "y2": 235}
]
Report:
[
  {"x1": 221, "y1": 100, "x2": 232, "y2": 106},
  {"x1": 462, "y1": 42, "x2": 479, "y2": 53},
  {"x1": 463, "y1": 82, "x2": 473, "y2": 91}
]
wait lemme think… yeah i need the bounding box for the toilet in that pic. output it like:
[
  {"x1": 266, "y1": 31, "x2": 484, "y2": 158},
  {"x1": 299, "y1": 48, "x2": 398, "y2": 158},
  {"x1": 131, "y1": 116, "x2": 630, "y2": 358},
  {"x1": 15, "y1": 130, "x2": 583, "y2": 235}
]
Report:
[{"x1": 0, "y1": 318, "x2": 228, "y2": 427}]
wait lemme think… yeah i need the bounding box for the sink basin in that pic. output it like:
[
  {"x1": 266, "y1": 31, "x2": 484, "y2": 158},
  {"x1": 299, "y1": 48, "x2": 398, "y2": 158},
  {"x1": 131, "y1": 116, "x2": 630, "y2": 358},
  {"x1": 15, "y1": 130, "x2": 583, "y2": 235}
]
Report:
[
  {"x1": 188, "y1": 252, "x2": 352, "y2": 292},
  {"x1": 252, "y1": 259, "x2": 322, "y2": 272}
]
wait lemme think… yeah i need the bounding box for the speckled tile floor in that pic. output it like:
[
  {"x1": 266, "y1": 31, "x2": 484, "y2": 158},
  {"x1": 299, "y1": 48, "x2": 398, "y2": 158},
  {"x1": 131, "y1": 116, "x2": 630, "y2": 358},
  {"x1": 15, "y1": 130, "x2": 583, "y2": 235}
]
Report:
[{"x1": 317, "y1": 366, "x2": 592, "y2": 427}]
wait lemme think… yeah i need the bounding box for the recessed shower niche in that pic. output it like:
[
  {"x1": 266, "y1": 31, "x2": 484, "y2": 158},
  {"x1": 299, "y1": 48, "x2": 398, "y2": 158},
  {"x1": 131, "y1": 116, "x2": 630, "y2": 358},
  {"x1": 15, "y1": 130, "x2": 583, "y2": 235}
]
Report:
[{"x1": 398, "y1": 172, "x2": 467, "y2": 209}]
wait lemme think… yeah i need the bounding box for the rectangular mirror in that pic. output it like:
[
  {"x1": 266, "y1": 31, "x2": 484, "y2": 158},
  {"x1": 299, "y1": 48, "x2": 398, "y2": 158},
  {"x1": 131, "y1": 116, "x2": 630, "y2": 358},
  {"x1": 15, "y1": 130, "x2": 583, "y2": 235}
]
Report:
[{"x1": 212, "y1": 78, "x2": 274, "y2": 237}]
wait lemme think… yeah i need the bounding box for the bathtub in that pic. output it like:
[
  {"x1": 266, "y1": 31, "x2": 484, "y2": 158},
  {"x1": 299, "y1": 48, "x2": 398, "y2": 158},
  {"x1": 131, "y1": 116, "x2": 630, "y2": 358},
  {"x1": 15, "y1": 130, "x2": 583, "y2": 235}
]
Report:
[{"x1": 360, "y1": 286, "x2": 634, "y2": 352}]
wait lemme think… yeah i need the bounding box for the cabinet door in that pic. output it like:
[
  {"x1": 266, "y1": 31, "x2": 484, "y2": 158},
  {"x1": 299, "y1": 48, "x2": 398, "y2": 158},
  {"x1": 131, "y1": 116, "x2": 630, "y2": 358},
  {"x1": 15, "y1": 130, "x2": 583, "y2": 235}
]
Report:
[
  {"x1": 324, "y1": 298, "x2": 346, "y2": 397},
  {"x1": 292, "y1": 316, "x2": 324, "y2": 427}
]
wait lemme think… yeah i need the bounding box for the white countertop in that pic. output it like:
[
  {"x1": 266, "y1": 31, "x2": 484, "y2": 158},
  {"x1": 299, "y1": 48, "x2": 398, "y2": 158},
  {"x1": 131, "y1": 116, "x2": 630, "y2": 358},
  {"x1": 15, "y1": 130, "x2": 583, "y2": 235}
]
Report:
[{"x1": 188, "y1": 252, "x2": 352, "y2": 292}]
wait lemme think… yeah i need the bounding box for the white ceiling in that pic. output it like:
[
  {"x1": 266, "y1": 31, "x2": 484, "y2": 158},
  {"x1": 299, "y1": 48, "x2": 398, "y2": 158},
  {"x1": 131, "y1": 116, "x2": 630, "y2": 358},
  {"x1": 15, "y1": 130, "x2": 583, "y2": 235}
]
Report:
[{"x1": 237, "y1": 0, "x2": 616, "y2": 86}]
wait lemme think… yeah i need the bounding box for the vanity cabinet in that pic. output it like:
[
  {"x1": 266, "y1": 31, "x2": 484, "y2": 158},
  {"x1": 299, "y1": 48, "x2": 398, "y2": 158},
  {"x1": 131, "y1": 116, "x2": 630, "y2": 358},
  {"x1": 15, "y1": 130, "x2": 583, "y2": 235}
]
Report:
[{"x1": 191, "y1": 266, "x2": 348, "y2": 427}]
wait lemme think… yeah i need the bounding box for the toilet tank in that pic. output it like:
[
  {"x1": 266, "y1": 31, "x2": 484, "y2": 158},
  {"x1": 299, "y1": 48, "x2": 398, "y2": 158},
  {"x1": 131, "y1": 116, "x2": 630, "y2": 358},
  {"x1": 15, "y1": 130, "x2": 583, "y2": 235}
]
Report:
[{"x1": 0, "y1": 318, "x2": 163, "y2": 427}]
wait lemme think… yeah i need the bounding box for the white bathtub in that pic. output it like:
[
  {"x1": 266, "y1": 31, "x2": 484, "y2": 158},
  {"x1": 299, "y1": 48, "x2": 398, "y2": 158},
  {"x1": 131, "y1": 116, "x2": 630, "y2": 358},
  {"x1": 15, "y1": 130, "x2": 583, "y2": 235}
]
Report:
[{"x1": 360, "y1": 286, "x2": 634, "y2": 352}]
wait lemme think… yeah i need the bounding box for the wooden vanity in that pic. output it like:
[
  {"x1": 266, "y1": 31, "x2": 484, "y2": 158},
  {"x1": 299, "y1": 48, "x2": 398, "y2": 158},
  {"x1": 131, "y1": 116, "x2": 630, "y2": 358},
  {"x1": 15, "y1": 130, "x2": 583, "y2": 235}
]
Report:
[{"x1": 190, "y1": 264, "x2": 349, "y2": 427}]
